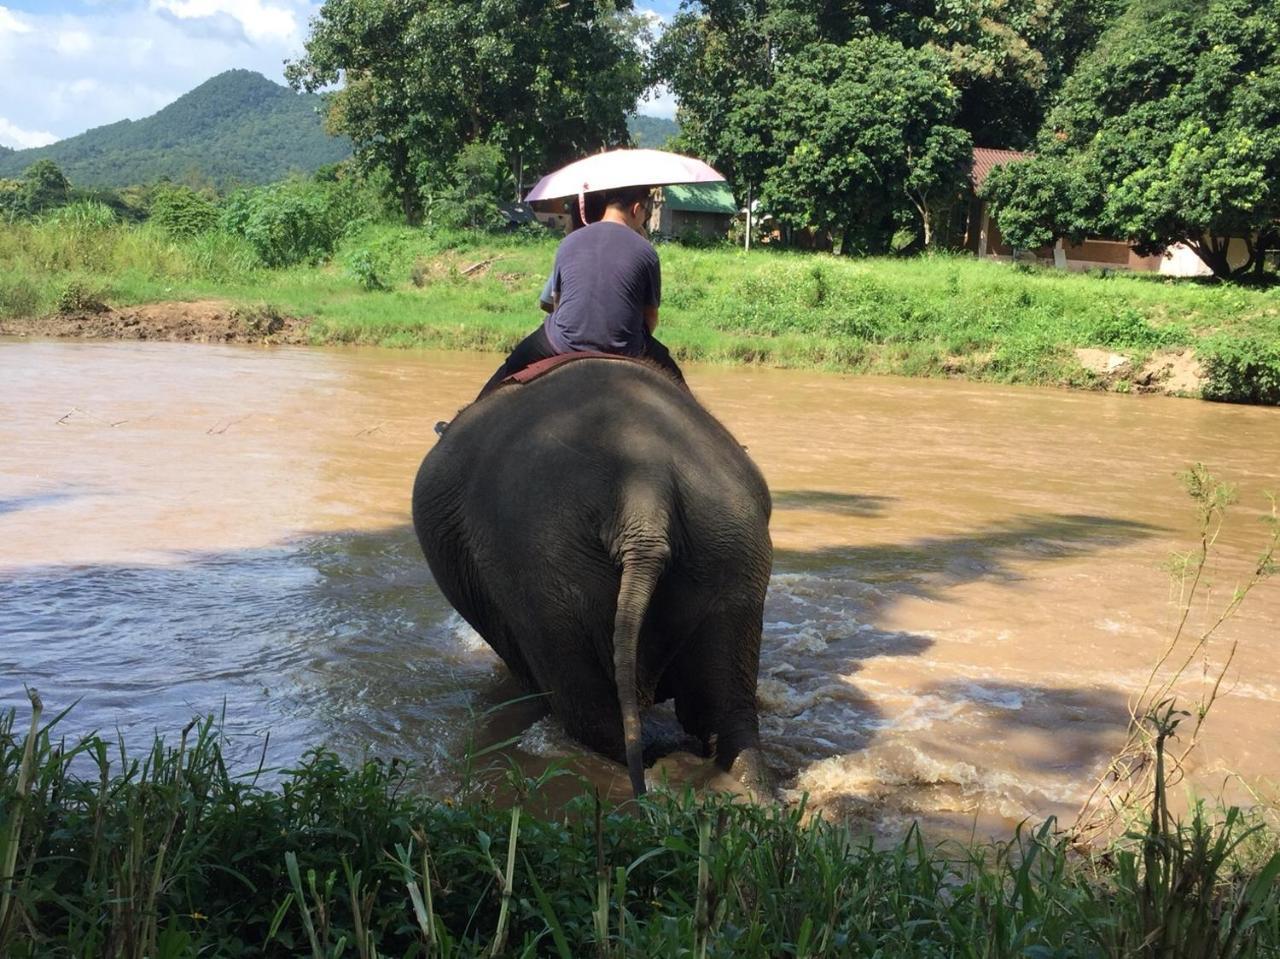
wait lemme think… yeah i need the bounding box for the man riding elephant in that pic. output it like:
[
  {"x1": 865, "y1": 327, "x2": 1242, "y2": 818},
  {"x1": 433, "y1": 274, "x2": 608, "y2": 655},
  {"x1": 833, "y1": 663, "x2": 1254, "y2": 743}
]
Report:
[{"x1": 477, "y1": 185, "x2": 685, "y2": 398}]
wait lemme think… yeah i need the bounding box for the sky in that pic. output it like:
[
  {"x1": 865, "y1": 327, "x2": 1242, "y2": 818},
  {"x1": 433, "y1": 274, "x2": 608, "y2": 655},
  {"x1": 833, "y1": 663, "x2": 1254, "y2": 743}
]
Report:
[{"x1": 0, "y1": 0, "x2": 678, "y2": 150}]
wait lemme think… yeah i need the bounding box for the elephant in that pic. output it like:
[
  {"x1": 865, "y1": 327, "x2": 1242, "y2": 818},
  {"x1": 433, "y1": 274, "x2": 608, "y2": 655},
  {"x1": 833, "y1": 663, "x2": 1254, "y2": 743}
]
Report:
[{"x1": 411, "y1": 356, "x2": 773, "y2": 797}]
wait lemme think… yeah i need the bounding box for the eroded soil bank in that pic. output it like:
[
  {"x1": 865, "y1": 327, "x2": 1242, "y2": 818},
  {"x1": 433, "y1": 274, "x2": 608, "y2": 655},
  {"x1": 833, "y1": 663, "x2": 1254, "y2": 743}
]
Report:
[
  {"x1": 0, "y1": 300, "x2": 311, "y2": 344},
  {"x1": 2, "y1": 299, "x2": 1214, "y2": 398}
]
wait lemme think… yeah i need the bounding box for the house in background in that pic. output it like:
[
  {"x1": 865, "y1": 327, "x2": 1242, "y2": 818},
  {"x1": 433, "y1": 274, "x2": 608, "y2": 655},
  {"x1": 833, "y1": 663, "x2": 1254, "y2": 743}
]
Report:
[
  {"x1": 646, "y1": 182, "x2": 737, "y2": 240},
  {"x1": 527, "y1": 182, "x2": 737, "y2": 242},
  {"x1": 963, "y1": 147, "x2": 1249, "y2": 275}
]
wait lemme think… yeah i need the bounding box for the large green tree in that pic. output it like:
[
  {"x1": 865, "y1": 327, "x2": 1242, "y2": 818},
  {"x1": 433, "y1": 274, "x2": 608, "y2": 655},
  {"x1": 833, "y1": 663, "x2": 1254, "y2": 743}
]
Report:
[
  {"x1": 651, "y1": 0, "x2": 1119, "y2": 178},
  {"x1": 987, "y1": 0, "x2": 1280, "y2": 278},
  {"x1": 757, "y1": 37, "x2": 971, "y2": 253},
  {"x1": 287, "y1": 0, "x2": 647, "y2": 224}
]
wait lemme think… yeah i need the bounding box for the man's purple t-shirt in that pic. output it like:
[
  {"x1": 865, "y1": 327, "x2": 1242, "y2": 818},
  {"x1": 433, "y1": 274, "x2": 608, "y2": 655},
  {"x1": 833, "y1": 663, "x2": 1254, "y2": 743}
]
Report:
[{"x1": 543, "y1": 221, "x2": 661, "y2": 357}]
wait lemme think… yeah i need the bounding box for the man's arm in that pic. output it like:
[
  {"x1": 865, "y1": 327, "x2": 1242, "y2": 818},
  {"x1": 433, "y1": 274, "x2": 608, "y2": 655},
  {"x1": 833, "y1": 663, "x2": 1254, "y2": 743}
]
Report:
[{"x1": 644, "y1": 305, "x2": 659, "y2": 333}]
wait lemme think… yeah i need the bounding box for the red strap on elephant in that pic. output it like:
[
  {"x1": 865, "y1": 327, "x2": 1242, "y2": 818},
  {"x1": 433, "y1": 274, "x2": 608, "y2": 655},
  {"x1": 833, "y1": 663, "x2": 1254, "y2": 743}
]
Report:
[{"x1": 505, "y1": 351, "x2": 645, "y2": 385}]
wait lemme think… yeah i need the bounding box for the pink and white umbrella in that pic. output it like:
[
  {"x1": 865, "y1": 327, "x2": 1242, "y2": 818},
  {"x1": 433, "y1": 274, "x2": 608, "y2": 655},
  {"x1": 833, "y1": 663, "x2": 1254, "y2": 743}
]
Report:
[{"x1": 524, "y1": 148, "x2": 725, "y2": 203}]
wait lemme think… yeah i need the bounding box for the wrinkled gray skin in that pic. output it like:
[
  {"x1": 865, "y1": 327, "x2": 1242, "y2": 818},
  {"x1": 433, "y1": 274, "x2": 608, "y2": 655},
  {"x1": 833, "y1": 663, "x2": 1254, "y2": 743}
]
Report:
[{"x1": 412, "y1": 359, "x2": 773, "y2": 797}]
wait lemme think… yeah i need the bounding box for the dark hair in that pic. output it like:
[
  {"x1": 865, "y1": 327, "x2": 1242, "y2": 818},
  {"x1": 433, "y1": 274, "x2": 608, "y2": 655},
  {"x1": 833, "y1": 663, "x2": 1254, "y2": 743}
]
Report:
[{"x1": 600, "y1": 186, "x2": 652, "y2": 210}]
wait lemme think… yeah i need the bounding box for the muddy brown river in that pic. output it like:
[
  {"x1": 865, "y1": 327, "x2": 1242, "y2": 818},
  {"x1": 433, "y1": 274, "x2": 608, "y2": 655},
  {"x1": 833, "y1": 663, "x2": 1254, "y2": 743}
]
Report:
[{"x1": 2, "y1": 339, "x2": 1278, "y2": 837}]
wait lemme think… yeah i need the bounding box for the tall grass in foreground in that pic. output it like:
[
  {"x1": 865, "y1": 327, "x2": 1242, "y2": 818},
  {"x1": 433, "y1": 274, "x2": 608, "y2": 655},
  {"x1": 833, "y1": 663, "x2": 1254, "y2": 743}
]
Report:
[{"x1": 1, "y1": 700, "x2": 1277, "y2": 957}]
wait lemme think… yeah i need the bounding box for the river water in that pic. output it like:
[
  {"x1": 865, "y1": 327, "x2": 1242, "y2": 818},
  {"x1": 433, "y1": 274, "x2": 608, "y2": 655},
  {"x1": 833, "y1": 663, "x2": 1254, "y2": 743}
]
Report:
[{"x1": 3, "y1": 339, "x2": 1278, "y2": 837}]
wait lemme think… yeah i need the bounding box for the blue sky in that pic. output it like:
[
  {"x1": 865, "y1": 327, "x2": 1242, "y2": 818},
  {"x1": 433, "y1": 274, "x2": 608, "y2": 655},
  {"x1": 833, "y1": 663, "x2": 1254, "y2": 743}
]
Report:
[{"x1": 0, "y1": 0, "x2": 677, "y2": 150}]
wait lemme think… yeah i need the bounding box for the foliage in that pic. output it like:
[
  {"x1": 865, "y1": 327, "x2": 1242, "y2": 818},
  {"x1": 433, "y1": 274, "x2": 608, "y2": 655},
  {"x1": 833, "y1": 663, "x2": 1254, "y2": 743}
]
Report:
[
  {"x1": 981, "y1": 153, "x2": 1096, "y2": 251},
  {"x1": 649, "y1": 0, "x2": 1120, "y2": 202},
  {"x1": 148, "y1": 184, "x2": 219, "y2": 239},
  {"x1": 0, "y1": 71, "x2": 349, "y2": 189},
  {"x1": 987, "y1": 0, "x2": 1280, "y2": 279},
  {"x1": 347, "y1": 249, "x2": 390, "y2": 291},
  {"x1": 221, "y1": 181, "x2": 343, "y2": 268},
  {"x1": 1200, "y1": 337, "x2": 1280, "y2": 405},
  {"x1": 286, "y1": 0, "x2": 647, "y2": 224},
  {"x1": 39, "y1": 199, "x2": 117, "y2": 231},
  {"x1": 758, "y1": 38, "x2": 970, "y2": 253},
  {"x1": 2, "y1": 699, "x2": 1277, "y2": 957},
  {"x1": 4, "y1": 160, "x2": 72, "y2": 216},
  {"x1": 438, "y1": 141, "x2": 510, "y2": 232}
]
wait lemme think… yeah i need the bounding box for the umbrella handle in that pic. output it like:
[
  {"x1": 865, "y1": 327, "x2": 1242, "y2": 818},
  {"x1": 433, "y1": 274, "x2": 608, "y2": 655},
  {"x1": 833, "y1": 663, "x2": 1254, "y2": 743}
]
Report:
[{"x1": 579, "y1": 189, "x2": 589, "y2": 226}]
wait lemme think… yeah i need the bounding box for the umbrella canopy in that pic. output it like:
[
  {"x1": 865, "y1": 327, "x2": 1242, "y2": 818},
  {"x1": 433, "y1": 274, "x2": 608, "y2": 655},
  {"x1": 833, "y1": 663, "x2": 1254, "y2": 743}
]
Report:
[{"x1": 524, "y1": 148, "x2": 724, "y2": 202}]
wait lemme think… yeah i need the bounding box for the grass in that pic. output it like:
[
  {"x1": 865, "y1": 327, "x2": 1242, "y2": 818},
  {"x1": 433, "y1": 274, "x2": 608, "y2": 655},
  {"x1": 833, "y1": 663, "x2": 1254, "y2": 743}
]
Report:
[
  {"x1": 1, "y1": 700, "x2": 1278, "y2": 958},
  {"x1": 3, "y1": 217, "x2": 1279, "y2": 399}
]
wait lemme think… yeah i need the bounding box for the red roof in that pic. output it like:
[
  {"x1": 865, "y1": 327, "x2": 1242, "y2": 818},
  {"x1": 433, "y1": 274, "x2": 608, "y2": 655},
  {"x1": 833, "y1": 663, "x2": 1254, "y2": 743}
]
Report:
[{"x1": 970, "y1": 147, "x2": 1033, "y2": 190}]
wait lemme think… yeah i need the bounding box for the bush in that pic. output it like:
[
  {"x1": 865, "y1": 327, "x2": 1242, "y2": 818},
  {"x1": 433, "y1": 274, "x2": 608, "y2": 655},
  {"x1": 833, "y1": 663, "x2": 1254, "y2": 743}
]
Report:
[
  {"x1": 149, "y1": 185, "x2": 219, "y2": 239},
  {"x1": 55, "y1": 279, "x2": 109, "y2": 313},
  {"x1": 1085, "y1": 307, "x2": 1185, "y2": 350},
  {"x1": 1200, "y1": 336, "x2": 1280, "y2": 405},
  {"x1": 347, "y1": 248, "x2": 390, "y2": 291},
  {"x1": 0, "y1": 276, "x2": 41, "y2": 317},
  {"x1": 39, "y1": 200, "x2": 118, "y2": 231},
  {"x1": 221, "y1": 181, "x2": 340, "y2": 268}
]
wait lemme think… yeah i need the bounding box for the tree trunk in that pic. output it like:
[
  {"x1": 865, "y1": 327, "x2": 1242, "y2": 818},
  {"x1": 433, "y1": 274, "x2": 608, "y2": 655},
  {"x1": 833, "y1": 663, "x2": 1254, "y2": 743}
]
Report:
[{"x1": 1191, "y1": 232, "x2": 1232, "y2": 279}]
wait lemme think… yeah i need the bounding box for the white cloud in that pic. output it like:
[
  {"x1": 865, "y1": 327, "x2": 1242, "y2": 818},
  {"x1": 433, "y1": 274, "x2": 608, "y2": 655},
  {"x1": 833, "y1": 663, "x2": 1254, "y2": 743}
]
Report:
[
  {"x1": 0, "y1": 4, "x2": 31, "y2": 34},
  {"x1": 0, "y1": 116, "x2": 59, "y2": 149},
  {"x1": 638, "y1": 83, "x2": 678, "y2": 120},
  {"x1": 55, "y1": 29, "x2": 93, "y2": 55},
  {"x1": 149, "y1": 0, "x2": 298, "y2": 42},
  {"x1": 0, "y1": 2, "x2": 319, "y2": 145}
]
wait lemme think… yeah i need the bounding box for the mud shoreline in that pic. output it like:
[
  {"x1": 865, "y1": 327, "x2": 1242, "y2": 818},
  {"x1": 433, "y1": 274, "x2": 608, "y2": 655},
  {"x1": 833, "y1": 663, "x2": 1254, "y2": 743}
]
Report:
[
  {"x1": 2, "y1": 299, "x2": 1210, "y2": 397},
  {"x1": 0, "y1": 300, "x2": 312, "y2": 345}
]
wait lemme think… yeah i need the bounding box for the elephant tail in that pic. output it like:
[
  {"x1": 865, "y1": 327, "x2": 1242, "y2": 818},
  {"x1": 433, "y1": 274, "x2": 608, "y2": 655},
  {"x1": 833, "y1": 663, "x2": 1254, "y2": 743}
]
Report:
[{"x1": 612, "y1": 531, "x2": 668, "y2": 798}]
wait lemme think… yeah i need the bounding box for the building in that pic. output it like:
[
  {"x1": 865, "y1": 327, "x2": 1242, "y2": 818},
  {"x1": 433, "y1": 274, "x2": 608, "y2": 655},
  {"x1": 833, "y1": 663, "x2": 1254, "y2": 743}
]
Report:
[
  {"x1": 646, "y1": 182, "x2": 737, "y2": 241},
  {"x1": 963, "y1": 147, "x2": 1250, "y2": 276}
]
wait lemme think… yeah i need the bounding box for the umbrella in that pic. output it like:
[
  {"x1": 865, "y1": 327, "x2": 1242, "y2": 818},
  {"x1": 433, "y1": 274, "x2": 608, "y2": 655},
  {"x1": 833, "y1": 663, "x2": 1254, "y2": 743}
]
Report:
[{"x1": 523, "y1": 148, "x2": 724, "y2": 203}]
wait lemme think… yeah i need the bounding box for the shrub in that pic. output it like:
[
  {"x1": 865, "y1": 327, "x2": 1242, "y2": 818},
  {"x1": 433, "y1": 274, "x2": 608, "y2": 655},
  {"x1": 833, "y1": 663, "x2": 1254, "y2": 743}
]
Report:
[
  {"x1": 39, "y1": 200, "x2": 117, "y2": 231},
  {"x1": 347, "y1": 248, "x2": 389, "y2": 291},
  {"x1": 1200, "y1": 336, "x2": 1280, "y2": 405},
  {"x1": 149, "y1": 185, "x2": 219, "y2": 239},
  {"x1": 55, "y1": 279, "x2": 109, "y2": 313},
  {"x1": 0, "y1": 276, "x2": 41, "y2": 317},
  {"x1": 221, "y1": 181, "x2": 339, "y2": 268},
  {"x1": 1085, "y1": 307, "x2": 1186, "y2": 350}
]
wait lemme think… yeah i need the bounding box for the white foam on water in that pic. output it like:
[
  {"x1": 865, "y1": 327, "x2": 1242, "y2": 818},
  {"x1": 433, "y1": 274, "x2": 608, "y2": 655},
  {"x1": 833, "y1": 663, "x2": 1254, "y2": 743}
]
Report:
[
  {"x1": 517, "y1": 716, "x2": 574, "y2": 757},
  {"x1": 444, "y1": 613, "x2": 496, "y2": 657}
]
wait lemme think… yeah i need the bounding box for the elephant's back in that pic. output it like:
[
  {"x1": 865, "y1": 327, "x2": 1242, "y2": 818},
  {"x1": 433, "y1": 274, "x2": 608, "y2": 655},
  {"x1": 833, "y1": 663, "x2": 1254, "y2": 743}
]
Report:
[{"x1": 413, "y1": 358, "x2": 769, "y2": 576}]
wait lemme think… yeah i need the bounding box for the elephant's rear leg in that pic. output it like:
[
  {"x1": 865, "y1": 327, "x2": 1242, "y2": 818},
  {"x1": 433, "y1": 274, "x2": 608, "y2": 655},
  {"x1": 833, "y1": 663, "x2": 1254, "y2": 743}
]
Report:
[
  {"x1": 543, "y1": 663, "x2": 629, "y2": 768},
  {"x1": 671, "y1": 605, "x2": 770, "y2": 791}
]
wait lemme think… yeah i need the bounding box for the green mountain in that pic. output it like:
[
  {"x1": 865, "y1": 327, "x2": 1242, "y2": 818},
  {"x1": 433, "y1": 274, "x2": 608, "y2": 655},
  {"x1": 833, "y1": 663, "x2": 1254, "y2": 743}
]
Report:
[
  {"x1": 0, "y1": 70, "x2": 351, "y2": 188},
  {"x1": 628, "y1": 114, "x2": 680, "y2": 149}
]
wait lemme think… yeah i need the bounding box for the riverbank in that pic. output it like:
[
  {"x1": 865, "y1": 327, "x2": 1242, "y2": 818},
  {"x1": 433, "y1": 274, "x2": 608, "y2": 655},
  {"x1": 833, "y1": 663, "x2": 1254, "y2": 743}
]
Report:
[
  {"x1": 2, "y1": 703, "x2": 1277, "y2": 958},
  {"x1": 3, "y1": 219, "x2": 1279, "y2": 403}
]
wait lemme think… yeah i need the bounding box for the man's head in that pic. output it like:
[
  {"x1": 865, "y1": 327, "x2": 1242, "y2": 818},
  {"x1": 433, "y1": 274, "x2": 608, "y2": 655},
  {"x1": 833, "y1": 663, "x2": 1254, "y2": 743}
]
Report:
[{"x1": 597, "y1": 186, "x2": 654, "y2": 234}]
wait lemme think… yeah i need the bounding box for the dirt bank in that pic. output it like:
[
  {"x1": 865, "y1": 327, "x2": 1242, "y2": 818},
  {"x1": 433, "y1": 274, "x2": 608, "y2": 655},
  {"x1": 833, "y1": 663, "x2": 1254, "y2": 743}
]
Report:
[
  {"x1": 1073, "y1": 347, "x2": 1206, "y2": 397},
  {"x1": 0, "y1": 301, "x2": 312, "y2": 345}
]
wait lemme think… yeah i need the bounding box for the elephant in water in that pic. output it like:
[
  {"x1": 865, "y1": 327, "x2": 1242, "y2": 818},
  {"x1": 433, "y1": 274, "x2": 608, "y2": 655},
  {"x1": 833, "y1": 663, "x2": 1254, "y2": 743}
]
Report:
[{"x1": 412, "y1": 357, "x2": 773, "y2": 797}]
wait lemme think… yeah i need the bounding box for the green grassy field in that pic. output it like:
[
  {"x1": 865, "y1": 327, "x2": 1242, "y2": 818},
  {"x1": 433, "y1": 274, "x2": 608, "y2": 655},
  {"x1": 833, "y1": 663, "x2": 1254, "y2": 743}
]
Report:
[{"x1": 3, "y1": 217, "x2": 1280, "y2": 401}]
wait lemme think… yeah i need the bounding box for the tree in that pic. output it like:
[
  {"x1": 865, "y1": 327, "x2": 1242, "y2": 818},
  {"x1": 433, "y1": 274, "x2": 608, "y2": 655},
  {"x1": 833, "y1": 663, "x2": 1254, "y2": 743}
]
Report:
[
  {"x1": 999, "y1": 0, "x2": 1280, "y2": 279},
  {"x1": 20, "y1": 159, "x2": 70, "y2": 214},
  {"x1": 758, "y1": 37, "x2": 971, "y2": 253},
  {"x1": 650, "y1": 0, "x2": 1120, "y2": 181},
  {"x1": 287, "y1": 0, "x2": 647, "y2": 224},
  {"x1": 980, "y1": 153, "x2": 1097, "y2": 251}
]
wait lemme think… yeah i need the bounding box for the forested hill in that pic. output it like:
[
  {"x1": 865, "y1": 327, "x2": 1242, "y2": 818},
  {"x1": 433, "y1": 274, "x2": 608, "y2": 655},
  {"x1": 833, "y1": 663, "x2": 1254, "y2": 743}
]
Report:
[
  {"x1": 627, "y1": 115, "x2": 680, "y2": 148},
  {"x1": 0, "y1": 70, "x2": 351, "y2": 187}
]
